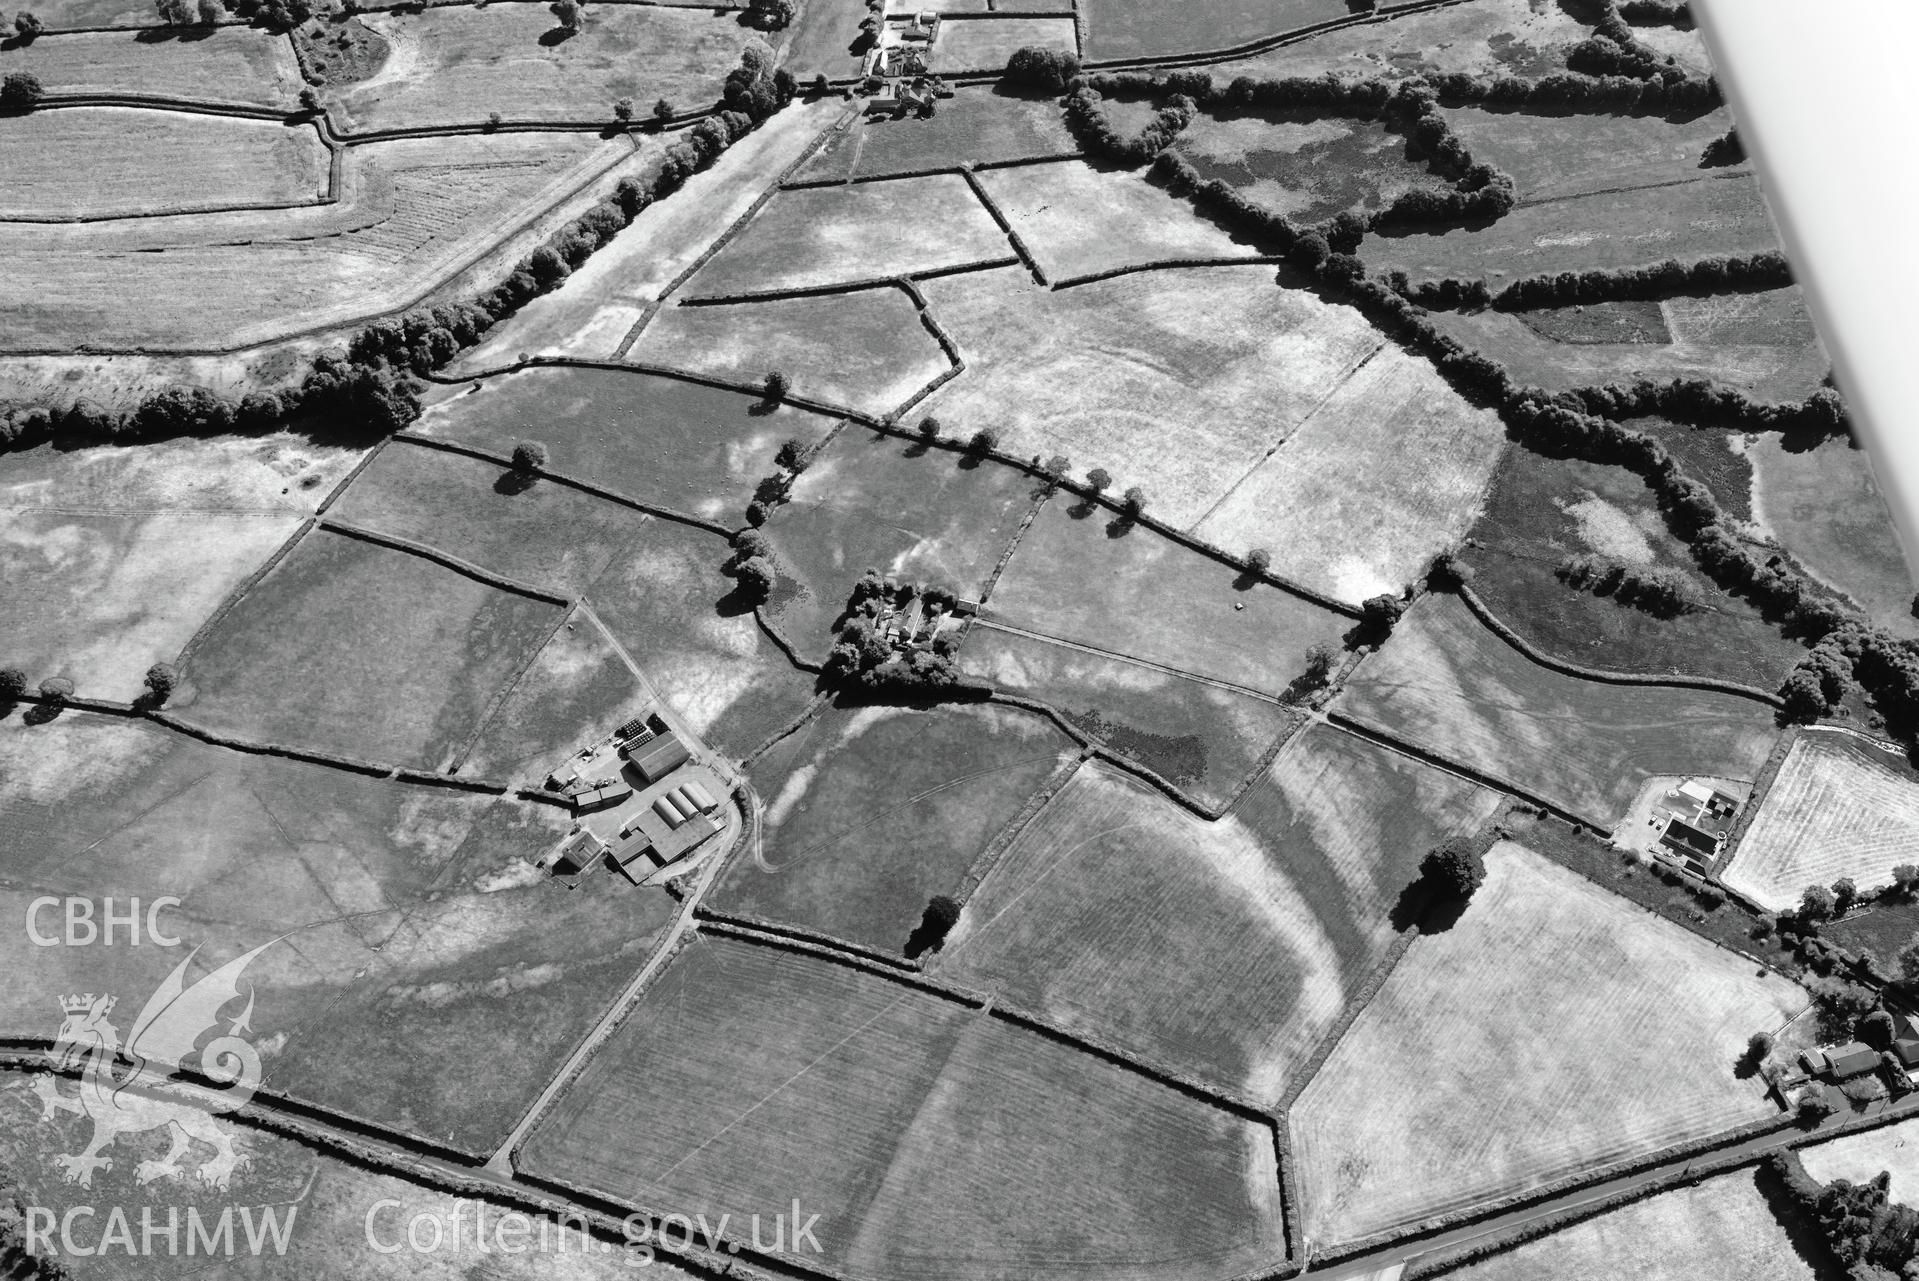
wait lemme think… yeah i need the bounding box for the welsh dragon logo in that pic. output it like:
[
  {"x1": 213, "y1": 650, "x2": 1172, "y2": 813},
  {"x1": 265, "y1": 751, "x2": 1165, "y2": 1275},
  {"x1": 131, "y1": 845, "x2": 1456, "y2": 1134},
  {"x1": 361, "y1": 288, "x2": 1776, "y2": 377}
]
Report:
[{"x1": 32, "y1": 943, "x2": 274, "y2": 1191}]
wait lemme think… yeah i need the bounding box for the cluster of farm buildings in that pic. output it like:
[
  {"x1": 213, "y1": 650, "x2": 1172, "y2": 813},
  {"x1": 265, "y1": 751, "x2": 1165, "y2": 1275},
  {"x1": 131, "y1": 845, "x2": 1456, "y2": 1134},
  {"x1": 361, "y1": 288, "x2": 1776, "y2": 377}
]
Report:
[
  {"x1": 1642, "y1": 777, "x2": 1744, "y2": 874},
  {"x1": 541, "y1": 714, "x2": 727, "y2": 884}
]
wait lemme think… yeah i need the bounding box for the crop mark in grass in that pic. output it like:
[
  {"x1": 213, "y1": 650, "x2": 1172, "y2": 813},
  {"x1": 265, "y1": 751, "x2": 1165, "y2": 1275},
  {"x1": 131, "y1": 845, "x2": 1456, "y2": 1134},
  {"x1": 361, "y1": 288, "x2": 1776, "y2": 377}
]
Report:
[
  {"x1": 976, "y1": 619, "x2": 1291, "y2": 705},
  {"x1": 945, "y1": 822, "x2": 1148, "y2": 956}
]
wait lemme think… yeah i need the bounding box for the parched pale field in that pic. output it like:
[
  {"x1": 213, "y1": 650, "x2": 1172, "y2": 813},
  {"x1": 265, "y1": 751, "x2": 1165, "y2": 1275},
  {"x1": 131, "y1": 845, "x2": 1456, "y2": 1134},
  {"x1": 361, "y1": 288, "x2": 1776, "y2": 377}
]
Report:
[
  {"x1": 1722, "y1": 731, "x2": 1919, "y2": 912},
  {"x1": 1369, "y1": 173, "x2": 1781, "y2": 288},
  {"x1": 0, "y1": 131, "x2": 632, "y2": 352},
  {"x1": 631, "y1": 287, "x2": 951, "y2": 415},
  {"x1": 0, "y1": 109, "x2": 329, "y2": 219},
  {"x1": 448, "y1": 100, "x2": 844, "y2": 371},
  {"x1": 1442, "y1": 1170, "x2": 1813, "y2": 1281},
  {"x1": 1802, "y1": 1116, "x2": 1919, "y2": 1204},
  {"x1": 1336, "y1": 593, "x2": 1780, "y2": 825},
  {"x1": 987, "y1": 498, "x2": 1352, "y2": 696},
  {"x1": 1082, "y1": 0, "x2": 1342, "y2": 61},
  {"x1": 1191, "y1": 346, "x2": 1508, "y2": 605},
  {"x1": 958, "y1": 626, "x2": 1303, "y2": 809},
  {"x1": 1216, "y1": 0, "x2": 1591, "y2": 81},
  {"x1": 937, "y1": 736, "x2": 1501, "y2": 1106},
  {"x1": 712, "y1": 703, "x2": 1074, "y2": 952},
  {"x1": 917, "y1": 263, "x2": 1384, "y2": 526},
  {"x1": 0, "y1": 27, "x2": 302, "y2": 106},
  {"x1": 1441, "y1": 106, "x2": 1743, "y2": 204},
  {"x1": 0, "y1": 711, "x2": 656, "y2": 1158},
  {"x1": 2, "y1": 509, "x2": 299, "y2": 703},
  {"x1": 523, "y1": 936, "x2": 1287, "y2": 1280},
  {"x1": 0, "y1": 431, "x2": 365, "y2": 514},
  {"x1": 178, "y1": 528, "x2": 564, "y2": 770},
  {"x1": 974, "y1": 159, "x2": 1264, "y2": 283},
  {"x1": 1748, "y1": 432, "x2": 1918, "y2": 637},
  {"x1": 1664, "y1": 286, "x2": 1820, "y2": 347},
  {"x1": 930, "y1": 16, "x2": 1077, "y2": 72},
  {"x1": 688, "y1": 174, "x2": 1010, "y2": 294},
  {"x1": 337, "y1": 5, "x2": 752, "y2": 130},
  {"x1": 1292, "y1": 842, "x2": 1806, "y2": 1247}
]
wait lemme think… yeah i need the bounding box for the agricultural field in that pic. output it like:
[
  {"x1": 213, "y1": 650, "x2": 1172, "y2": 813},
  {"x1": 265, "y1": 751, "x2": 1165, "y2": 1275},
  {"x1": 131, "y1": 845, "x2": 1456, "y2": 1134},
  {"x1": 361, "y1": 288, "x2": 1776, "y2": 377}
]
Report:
[
  {"x1": 1721, "y1": 730, "x2": 1919, "y2": 913},
  {"x1": 1292, "y1": 842, "x2": 1807, "y2": 1247},
  {"x1": 937, "y1": 734, "x2": 1499, "y2": 1105},
  {"x1": 917, "y1": 263, "x2": 1384, "y2": 526},
  {"x1": 776, "y1": 0, "x2": 874, "y2": 80},
  {"x1": 177, "y1": 527, "x2": 565, "y2": 770},
  {"x1": 1336, "y1": 593, "x2": 1781, "y2": 824},
  {"x1": 688, "y1": 174, "x2": 1011, "y2": 295},
  {"x1": 523, "y1": 936, "x2": 1286, "y2": 1280},
  {"x1": 0, "y1": 109, "x2": 329, "y2": 220},
  {"x1": 792, "y1": 88, "x2": 1078, "y2": 182},
  {"x1": 1802, "y1": 1116, "x2": 1919, "y2": 1204},
  {"x1": 1440, "y1": 105, "x2": 1744, "y2": 204},
  {"x1": 1191, "y1": 345, "x2": 1508, "y2": 605},
  {"x1": 1748, "y1": 431, "x2": 1919, "y2": 636},
  {"x1": 629, "y1": 287, "x2": 952, "y2": 415},
  {"x1": 0, "y1": 131, "x2": 631, "y2": 352},
  {"x1": 333, "y1": 5, "x2": 754, "y2": 131},
  {"x1": 1665, "y1": 286, "x2": 1822, "y2": 347},
  {"x1": 1175, "y1": 110, "x2": 1453, "y2": 224},
  {"x1": 0, "y1": 27, "x2": 302, "y2": 106},
  {"x1": 761, "y1": 425, "x2": 1041, "y2": 648},
  {"x1": 958, "y1": 626, "x2": 1303, "y2": 809},
  {"x1": 1369, "y1": 173, "x2": 1782, "y2": 288},
  {"x1": 974, "y1": 158, "x2": 1264, "y2": 281},
  {"x1": 930, "y1": 16, "x2": 1077, "y2": 73},
  {"x1": 416, "y1": 366, "x2": 840, "y2": 524},
  {"x1": 710, "y1": 702, "x2": 1075, "y2": 951},
  {"x1": 1215, "y1": 0, "x2": 1593, "y2": 81},
  {"x1": 985, "y1": 497, "x2": 1353, "y2": 696},
  {"x1": 1081, "y1": 0, "x2": 1343, "y2": 61},
  {"x1": 1439, "y1": 1170, "x2": 1815, "y2": 1281}
]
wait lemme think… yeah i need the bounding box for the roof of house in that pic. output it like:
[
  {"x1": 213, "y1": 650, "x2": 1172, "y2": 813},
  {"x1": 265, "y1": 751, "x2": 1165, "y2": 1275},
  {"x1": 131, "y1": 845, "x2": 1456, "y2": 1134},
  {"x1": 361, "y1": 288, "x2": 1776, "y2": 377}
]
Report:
[
  {"x1": 1677, "y1": 780, "x2": 1715, "y2": 805},
  {"x1": 1828, "y1": 1043, "x2": 1883, "y2": 1078},
  {"x1": 1660, "y1": 817, "x2": 1719, "y2": 857},
  {"x1": 1895, "y1": 1039, "x2": 1919, "y2": 1068}
]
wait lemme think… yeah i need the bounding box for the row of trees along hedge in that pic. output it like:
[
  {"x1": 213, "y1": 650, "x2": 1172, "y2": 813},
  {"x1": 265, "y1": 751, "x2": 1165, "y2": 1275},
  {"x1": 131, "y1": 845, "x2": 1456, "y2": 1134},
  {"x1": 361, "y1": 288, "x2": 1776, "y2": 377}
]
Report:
[
  {"x1": 1, "y1": 49, "x2": 795, "y2": 458},
  {"x1": 1063, "y1": 88, "x2": 1195, "y2": 166},
  {"x1": 1568, "y1": 0, "x2": 1694, "y2": 82},
  {"x1": 1489, "y1": 251, "x2": 1791, "y2": 310},
  {"x1": 1766, "y1": 1150, "x2": 1918, "y2": 1280},
  {"x1": 1617, "y1": 0, "x2": 1692, "y2": 26}
]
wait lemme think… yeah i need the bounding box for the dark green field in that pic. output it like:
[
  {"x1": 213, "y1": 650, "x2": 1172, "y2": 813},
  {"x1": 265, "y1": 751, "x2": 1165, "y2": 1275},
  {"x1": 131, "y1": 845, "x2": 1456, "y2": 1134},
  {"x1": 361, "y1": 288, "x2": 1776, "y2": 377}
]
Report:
[
  {"x1": 1175, "y1": 110, "x2": 1451, "y2": 224},
  {"x1": 711, "y1": 702, "x2": 1074, "y2": 952},
  {"x1": 959, "y1": 625, "x2": 1303, "y2": 809},
  {"x1": 0, "y1": 710, "x2": 667, "y2": 1157},
  {"x1": 1460, "y1": 444, "x2": 1807, "y2": 689},
  {"x1": 763, "y1": 428, "x2": 1042, "y2": 653},
  {"x1": 418, "y1": 367, "x2": 840, "y2": 527},
  {"x1": 179, "y1": 529, "x2": 565, "y2": 770}
]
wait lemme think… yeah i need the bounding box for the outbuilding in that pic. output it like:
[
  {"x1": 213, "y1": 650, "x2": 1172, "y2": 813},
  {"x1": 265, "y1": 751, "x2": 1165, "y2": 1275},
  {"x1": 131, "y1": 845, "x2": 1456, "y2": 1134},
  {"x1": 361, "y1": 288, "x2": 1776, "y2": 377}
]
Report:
[{"x1": 626, "y1": 731, "x2": 691, "y2": 783}]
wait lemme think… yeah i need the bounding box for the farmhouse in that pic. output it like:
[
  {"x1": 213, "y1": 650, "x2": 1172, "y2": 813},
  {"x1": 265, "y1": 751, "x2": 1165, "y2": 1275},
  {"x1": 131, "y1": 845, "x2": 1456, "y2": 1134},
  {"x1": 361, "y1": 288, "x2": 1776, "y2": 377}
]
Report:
[
  {"x1": 1802, "y1": 1043, "x2": 1882, "y2": 1081},
  {"x1": 1646, "y1": 778, "x2": 1744, "y2": 871}
]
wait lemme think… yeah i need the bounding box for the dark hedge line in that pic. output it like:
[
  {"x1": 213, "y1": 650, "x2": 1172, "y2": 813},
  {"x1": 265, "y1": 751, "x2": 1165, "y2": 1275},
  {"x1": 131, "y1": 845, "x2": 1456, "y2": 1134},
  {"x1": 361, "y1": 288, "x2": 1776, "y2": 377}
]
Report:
[
  {"x1": 1618, "y1": 0, "x2": 1691, "y2": 25},
  {"x1": 1569, "y1": 0, "x2": 1693, "y2": 81},
  {"x1": 1491, "y1": 250, "x2": 1791, "y2": 310},
  {"x1": 1423, "y1": 66, "x2": 1719, "y2": 114}
]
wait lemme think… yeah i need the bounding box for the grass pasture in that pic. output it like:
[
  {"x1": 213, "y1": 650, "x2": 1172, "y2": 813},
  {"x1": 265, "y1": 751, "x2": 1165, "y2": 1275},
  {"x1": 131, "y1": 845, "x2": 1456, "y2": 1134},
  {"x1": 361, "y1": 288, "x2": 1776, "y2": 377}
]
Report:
[
  {"x1": 1369, "y1": 173, "x2": 1781, "y2": 288},
  {"x1": 631, "y1": 288, "x2": 951, "y2": 415},
  {"x1": 762, "y1": 427, "x2": 1041, "y2": 649},
  {"x1": 930, "y1": 16, "x2": 1076, "y2": 72},
  {"x1": 1440, "y1": 1169, "x2": 1814, "y2": 1281},
  {"x1": 937, "y1": 735, "x2": 1500, "y2": 1105},
  {"x1": 327, "y1": 440, "x2": 651, "y2": 595},
  {"x1": 417, "y1": 367, "x2": 840, "y2": 525},
  {"x1": 973, "y1": 159, "x2": 1263, "y2": 282},
  {"x1": 776, "y1": 0, "x2": 871, "y2": 80},
  {"x1": 986, "y1": 497, "x2": 1352, "y2": 696},
  {"x1": 1721, "y1": 730, "x2": 1919, "y2": 912},
  {"x1": 1082, "y1": 0, "x2": 1343, "y2": 61},
  {"x1": 582, "y1": 516, "x2": 819, "y2": 762},
  {"x1": 1175, "y1": 111, "x2": 1451, "y2": 224},
  {"x1": 1215, "y1": 0, "x2": 1592, "y2": 82},
  {"x1": 0, "y1": 431, "x2": 366, "y2": 514},
  {"x1": 1336, "y1": 593, "x2": 1781, "y2": 824},
  {"x1": 690, "y1": 174, "x2": 1009, "y2": 295},
  {"x1": 1748, "y1": 432, "x2": 1917, "y2": 636},
  {"x1": 0, "y1": 109, "x2": 328, "y2": 220},
  {"x1": 793, "y1": 89, "x2": 1077, "y2": 183},
  {"x1": 1440, "y1": 106, "x2": 1743, "y2": 204},
  {"x1": 525, "y1": 936, "x2": 1286, "y2": 1280},
  {"x1": 338, "y1": 5, "x2": 752, "y2": 130},
  {"x1": 0, "y1": 27, "x2": 301, "y2": 106},
  {"x1": 917, "y1": 263, "x2": 1384, "y2": 526},
  {"x1": 958, "y1": 626, "x2": 1303, "y2": 809},
  {"x1": 1292, "y1": 841, "x2": 1806, "y2": 1247},
  {"x1": 1192, "y1": 345, "x2": 1508, "y2": 605},
  {"x1": 2, "y1": 509, "x2": 300, "y2": 704},
  {"x1": 0, "y1": 710, "x2": 657, "y2": 1156},
  {"x1": 1664, "y1": 286, "x2": 1821, "y2": 347},
  {"x1": 178, "y1": 527, "x2": 564, "y2": 770},
  {"x1": 1460, "y1": 441, "x2": 1807, "y2": 688},
  {"x1": 711, "y1": 702, "x2": 1075, "y2": 952},
  {"x1": 1802, "y1": 1117, "x2": 1919, "y2": 1206}
]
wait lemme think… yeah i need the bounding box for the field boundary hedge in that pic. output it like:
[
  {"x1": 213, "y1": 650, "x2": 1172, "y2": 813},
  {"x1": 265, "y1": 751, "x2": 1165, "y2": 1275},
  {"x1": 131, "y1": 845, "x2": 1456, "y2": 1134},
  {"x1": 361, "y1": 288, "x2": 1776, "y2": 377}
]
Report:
[
  {"x1": 737, "y1": 689, "x2": 832, "y2": 767},
  {"x1": 1325, "y1": 709, "x2": 1603, "y2": 831},
  {"x1": 959, "y1": 164, "x2": 1048, "y2": 285},
  {"x1": 698, "y1": 917, "x2": 989, "y2": 1008},
  {"x1": 317, "y1": 517, "x2": 575, "y2": 605},
  {"x1": 1051, "y1": 253, "x2": 1284, "y2": 290},
  {"x1": 1457, "y1": 582, "x2": 1785, "y2": 707},
  {"x1": 147, "y1": 709, "x2": 407, "y2": 778},
  {"x1": 753, "y1": 603, "x2": 826, "y2": 673},
  {"x1": 172, "y1": 514, "x2": 318, "y2": 669},
  {"x1": 692, "y1": 905, "x2": 919, "y2": 971},
  {"x1": 1077, "y1": 0, "x2": 1474, "y2": 73},
  {"x1": 676, "y1": 255, "x2": 1020, "y2": 307},
  {"x1": 1715, "y1": 721, "x2": 1800, "y2": 868},
  {"x1": 443, "y1": 600, "x2": 582, "y2": 776},
  {"x1": 951, "y1": 746, "x2": 1086, "y2": 902}
]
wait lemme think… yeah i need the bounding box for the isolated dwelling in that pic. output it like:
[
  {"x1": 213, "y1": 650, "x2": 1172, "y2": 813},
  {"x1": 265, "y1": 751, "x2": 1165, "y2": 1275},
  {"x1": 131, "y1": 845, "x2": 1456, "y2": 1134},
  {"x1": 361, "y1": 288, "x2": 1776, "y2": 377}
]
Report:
[
  {"x1": 1824, "y1": 1042, "x2": 1883, "y2": 1080},
  {"x1": 624, "y1": 731, "x2": 690, "y2": 783},
  {"x1": 1659, "y1": 816, "x2": 1720, "y2": 863}
]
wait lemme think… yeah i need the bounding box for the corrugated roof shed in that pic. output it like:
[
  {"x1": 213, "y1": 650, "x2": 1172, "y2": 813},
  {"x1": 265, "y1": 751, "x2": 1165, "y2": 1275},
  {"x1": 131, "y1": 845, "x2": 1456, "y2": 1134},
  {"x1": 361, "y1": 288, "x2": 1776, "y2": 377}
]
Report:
[{"x1": 629, "y1": 732, "x2": 691, "y2": 782}]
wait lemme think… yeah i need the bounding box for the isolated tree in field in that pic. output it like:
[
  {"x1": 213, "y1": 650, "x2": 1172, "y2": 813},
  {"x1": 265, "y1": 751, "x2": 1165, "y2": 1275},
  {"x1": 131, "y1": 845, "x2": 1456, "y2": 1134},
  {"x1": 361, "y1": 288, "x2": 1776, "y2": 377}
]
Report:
[
  {"x1": 1800, "y1": 883, "x2": 1836, "y2": 921},
  {"x1": 1245, "y1": 547, "x2": 1272, "y2": 576},
  {"x1": 810, "y1": 72, "x2": 829, "y2": 97},
  {"x1": 762, "y1": 370, "x2": 790, "y2": 404},
  {"x1": 550, "y1": 0, "x2": 581, "y2": 30},
  {"x1": 141, "y1": 662, "x2": 178, "y2": 708},
  {"x1": 905, "y1": 894, "x2": 962, "y2": 956},
  {"x1": 1745, "y1": 1031, "x2": 1774, "y2": 1063},
  {"x1": 486, "y1": 110, "x2": 502, "y2": 130},
  {"x1": 774, "y1": 437, "x2": 809, "y2": 471},
  {"x1": 732, "y1": 555, "x2": 776, "y2": 601},
  {"x1": 1084, "y1": 467, "x2": 1111, "y2": 495},
  {"x1": 511, "y1": 439, "x2": 549, "y2": 473},
  {"x1": 1832, "y1": 877, "x2": 1859, "y2": 916},
  {"x1": 916, "y1": 415, "x2": 941, "y2": 441},
  {"x1": 1361, "y1": 592, "x2": 1405, "y2": 637},
  {"x1": 1, "y1": 71, "x2": 42, "y2": 110},
  {"x1": 1121, "y1": 486, "x2": 1146, "y2": 517},
  {"x1": 37, "y1": 676, "x2": 73, "y2": 704},
  {"x1": 1419, "y1": 837, "x2": 1486, "y2": 902},
  {"x1": 653, "y1": 97, "x2": 674, "y2": 124},
  {"x1": 613, "y1": 96, "x2": 633, "y2": 123}
]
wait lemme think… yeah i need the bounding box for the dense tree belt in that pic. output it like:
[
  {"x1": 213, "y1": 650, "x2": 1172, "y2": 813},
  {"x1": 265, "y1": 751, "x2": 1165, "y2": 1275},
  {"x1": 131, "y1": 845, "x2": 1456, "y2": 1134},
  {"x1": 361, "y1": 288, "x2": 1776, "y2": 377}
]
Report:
[{"x1": 1394, "y1": 250, "x2": 1793, "y2": 313}]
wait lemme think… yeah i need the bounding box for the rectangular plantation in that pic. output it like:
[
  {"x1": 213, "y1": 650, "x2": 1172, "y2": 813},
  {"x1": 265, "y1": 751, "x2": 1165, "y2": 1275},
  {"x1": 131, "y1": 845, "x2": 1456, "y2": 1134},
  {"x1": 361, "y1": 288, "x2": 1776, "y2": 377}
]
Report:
[
  {"x1": 1291, "y1": 842, "x2": 1806, "y2": 1247},
  {"x1": 1335, "y1": 592, "x2": 1781, "y2": 825}
]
